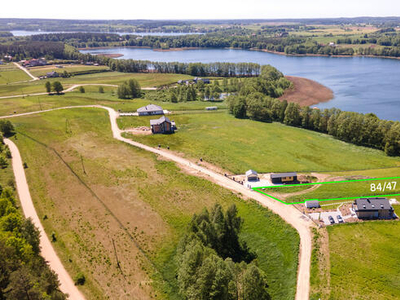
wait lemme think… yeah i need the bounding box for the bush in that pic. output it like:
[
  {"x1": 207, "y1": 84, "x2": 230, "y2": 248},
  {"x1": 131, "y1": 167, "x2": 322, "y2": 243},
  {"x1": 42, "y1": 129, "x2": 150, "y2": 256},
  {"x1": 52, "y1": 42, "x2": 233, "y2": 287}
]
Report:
[{"x1": 74, "y1": 272, "x2": 86, "y2": 286}]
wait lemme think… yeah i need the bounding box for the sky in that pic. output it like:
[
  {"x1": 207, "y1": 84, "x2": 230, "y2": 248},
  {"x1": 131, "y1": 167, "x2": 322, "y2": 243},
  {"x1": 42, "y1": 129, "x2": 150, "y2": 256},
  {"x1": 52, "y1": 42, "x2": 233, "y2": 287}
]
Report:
[{"x1": 1, "y1": 0, "x2": 399, "y2": 20}]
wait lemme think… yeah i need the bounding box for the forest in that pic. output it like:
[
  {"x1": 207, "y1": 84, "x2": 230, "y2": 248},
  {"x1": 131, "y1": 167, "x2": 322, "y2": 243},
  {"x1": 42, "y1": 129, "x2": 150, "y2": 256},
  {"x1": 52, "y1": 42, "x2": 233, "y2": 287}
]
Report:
[{"x1": 177, "y1": 204, "x2": 270, "y2": 300}]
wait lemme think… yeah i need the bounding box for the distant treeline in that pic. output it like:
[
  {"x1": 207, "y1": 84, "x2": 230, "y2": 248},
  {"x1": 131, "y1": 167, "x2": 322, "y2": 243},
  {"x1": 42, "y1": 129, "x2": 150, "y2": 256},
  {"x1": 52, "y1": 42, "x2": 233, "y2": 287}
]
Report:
[
  {"x1": 227, "y1": 93, "x2": 400, "y2": 157},
  {"x1": 65, "y1": 44, "x2": 262, "y2": 77},
  {"x1": 0, "y1": 41, "x2": 65, "y2": 60}
]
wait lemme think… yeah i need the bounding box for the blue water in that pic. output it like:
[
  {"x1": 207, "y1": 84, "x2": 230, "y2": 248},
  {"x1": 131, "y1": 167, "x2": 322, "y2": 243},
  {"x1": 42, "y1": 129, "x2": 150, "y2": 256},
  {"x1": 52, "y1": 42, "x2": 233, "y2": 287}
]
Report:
[
  {"x1": 11, "y1": 30, "x2": 202, "y2": 37},
  {"x1": 80, "y1": 47, "x2": 400, "y2": 121}
]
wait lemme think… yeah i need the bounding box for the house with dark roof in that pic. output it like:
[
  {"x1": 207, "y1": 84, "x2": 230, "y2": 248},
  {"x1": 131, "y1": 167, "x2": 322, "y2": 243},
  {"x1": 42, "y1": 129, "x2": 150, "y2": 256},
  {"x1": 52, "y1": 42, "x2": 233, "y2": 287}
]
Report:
[
  {"x1": 353, "y1": 198, "x2": 395, "y2": 220},
  {"x1": 137, "y1": 104, "x2": 164, "y2": 116},
  {"x1": 150, "y1": 116, "x2": 175, "y2": 134},
  {"x1": 46, "y1": 71, "x2": 59, "y2": 78},
  {"x1": 270, "y1": 172, "x2": 298, "y2": 184},
  {"x1": 245, "y1": 170, "x2": 259, "y2": 181}
]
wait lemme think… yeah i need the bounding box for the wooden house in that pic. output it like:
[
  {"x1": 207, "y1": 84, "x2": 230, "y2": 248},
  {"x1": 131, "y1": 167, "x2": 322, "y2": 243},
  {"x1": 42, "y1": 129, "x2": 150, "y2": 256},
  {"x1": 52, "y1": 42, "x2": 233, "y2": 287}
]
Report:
[{"x1": 150, "y1": 116, "x2": 175, "y2": 134}]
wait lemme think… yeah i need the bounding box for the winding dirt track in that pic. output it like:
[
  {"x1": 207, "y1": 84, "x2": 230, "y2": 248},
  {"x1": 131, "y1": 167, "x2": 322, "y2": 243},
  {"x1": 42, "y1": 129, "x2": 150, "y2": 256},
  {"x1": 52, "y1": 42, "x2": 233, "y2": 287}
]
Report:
[
  {"x1": 4, "y1": 138, "x2": 85, "y2": 300},
  {"x1": 13, "y1": 62, "x2": 39, "y2": 81},
  {"x1": 2, "y1": 105, "x2": 313, "y2": 300}
]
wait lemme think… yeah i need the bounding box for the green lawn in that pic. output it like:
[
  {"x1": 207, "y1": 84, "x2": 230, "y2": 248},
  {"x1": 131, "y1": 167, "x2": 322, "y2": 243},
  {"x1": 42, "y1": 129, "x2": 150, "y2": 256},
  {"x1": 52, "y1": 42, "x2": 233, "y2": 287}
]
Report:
[
  {"x1": 10, "y1": 108, "x2": 299, "y2": 300},
  {"x1": 326, "y1": 222, "x2": 400, "y2": 300},
  {"x1": 0, "y1": 64, "x2": 31, "y2": 84},
  {"x1": 284, "y1": 178, "x2": 400, "y2": 204},
  {"x1": 118, "y1": 112, "x2": 400, "y2": 174}
]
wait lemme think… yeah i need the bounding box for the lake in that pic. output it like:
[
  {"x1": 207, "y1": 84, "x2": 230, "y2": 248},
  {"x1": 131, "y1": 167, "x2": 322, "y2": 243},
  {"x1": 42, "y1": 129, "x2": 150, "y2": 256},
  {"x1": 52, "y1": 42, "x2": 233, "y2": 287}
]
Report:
[
  {"x1": 11, "y1": 30, "x2": 202, "y2": 37},
  {"x1": 80, "y1": 47, "x2": 400, "y2": 121}
]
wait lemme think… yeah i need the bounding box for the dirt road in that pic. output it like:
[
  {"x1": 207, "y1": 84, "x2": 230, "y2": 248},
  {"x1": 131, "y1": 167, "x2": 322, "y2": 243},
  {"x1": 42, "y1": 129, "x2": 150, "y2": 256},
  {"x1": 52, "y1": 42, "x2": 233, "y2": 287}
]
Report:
[
  {"x1": 13, "y1": 62, "x2": 39, "y2": 81},
  {"x1": 4, "y1": 138, "x2": 86, "y2": 300},
  {"x1": 2, "y1": 105, "x2": 313, "y2": 300}
]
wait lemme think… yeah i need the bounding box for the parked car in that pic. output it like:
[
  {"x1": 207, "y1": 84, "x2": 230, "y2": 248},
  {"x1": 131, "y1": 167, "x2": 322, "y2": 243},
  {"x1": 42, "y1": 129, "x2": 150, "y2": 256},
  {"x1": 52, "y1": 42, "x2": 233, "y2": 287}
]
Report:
[
  {"x1": 337, "y1": 215, "x2": 344, "y2": 223},
  {"x1": 328, "y1": 216, "x2": 335, "y2": 224}
]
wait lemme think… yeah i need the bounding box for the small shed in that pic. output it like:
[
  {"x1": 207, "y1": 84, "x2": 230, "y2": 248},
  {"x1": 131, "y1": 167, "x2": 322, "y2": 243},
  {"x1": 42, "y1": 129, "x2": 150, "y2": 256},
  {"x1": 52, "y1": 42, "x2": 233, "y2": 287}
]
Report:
[
  {"x1": 245, "y1": 170, "x2": 259, "y2": 181},
  {"x1": 271, "y1": 172, "x2": 298, "y2": 184},
  {"x1": 137, "y1": 104, "x2": 164, "y2": 116},
  {"x1": 150, "y1": 116, "x2": 174, "y2": 134},
  {"x1": 305, "y1": 200, "x2": 320, "y2": 209}
]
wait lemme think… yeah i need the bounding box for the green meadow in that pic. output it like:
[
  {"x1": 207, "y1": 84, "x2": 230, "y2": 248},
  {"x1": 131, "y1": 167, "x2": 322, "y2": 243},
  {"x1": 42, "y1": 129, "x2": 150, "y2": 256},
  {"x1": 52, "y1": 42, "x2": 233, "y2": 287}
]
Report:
[
  {"x1": 9, "y1": 108, "x2": 299, "y2": 300},
  {"x1": 118, "y1": 112, "x2": 400, "y2": 174}
]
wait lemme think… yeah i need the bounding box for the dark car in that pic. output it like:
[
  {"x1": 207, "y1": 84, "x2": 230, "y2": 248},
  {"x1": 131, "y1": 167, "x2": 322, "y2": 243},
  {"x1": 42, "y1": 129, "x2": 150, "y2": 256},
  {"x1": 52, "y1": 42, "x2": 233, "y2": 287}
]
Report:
[
  {"x1": 328, "y1": 216, "x2": 335, "y2": 224},
  {"x1": 337, "y1": 215, "x2": 344, "y2": 223}
]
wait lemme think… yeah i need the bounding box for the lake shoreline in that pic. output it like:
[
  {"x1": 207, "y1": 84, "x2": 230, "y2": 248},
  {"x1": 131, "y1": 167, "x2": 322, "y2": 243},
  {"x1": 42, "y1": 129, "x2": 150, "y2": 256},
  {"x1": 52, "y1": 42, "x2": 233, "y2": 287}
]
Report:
[{"x1": 79, "y1": 46, "x2": 400, "y2": 61}]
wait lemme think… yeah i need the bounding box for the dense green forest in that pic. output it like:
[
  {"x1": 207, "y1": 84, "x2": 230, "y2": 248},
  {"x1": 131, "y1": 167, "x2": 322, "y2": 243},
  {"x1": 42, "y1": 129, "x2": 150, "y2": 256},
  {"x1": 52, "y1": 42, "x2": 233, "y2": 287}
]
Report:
[
  {"x1": 177, "y1": 204, "x2": 270, "y2": 300},
  {"x1": 0, "y1": 121, "x2": 66, "y2": 299}
]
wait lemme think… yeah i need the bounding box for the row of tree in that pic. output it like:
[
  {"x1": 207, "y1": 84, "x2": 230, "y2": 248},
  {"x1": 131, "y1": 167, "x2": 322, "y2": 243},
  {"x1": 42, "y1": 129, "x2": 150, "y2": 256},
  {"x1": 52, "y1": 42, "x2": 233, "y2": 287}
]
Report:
[
  {"x1": 177, "y1": 204, "x2": 270, "y2": 300},
  {"x1": 227, "y1": 93, "x2": 400, "y2": 156}
]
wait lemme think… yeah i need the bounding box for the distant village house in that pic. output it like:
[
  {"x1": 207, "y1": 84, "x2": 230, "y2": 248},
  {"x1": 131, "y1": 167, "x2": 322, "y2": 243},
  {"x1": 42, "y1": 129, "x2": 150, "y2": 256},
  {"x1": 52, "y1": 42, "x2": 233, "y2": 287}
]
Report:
[
  {"x1": 46, "y1": 71, "x2": 59, "y2": 78},
  {"x1": 137, "y1": 104, "x2": 164, "y2": 116},
  {"x1": 22, "y1": 58, "x2": 47, "y2": 67}
]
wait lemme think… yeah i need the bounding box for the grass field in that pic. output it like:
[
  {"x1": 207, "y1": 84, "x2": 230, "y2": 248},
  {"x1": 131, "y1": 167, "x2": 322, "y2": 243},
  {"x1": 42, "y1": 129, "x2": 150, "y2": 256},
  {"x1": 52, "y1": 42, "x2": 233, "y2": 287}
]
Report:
[
  {"x1": 10, "y1": 108, "x2": 299, "y2": 300},
  {"x1": 0, "y1": 63, "x2": 31, "y2": 84},
  {"x1": 119, "y1": 112, "x2": 400, "y2": 174},
  {"x1": 281, "y1": 177, "x2": 400, "y2": 204},
  {"x1": 325, "y1": 222, "x2": 400, "y2": 300},
  {"x1": 0, "y1": 72, "x2": 193, "y2": 97},
  {"x1": 29, "y1": 64, "x2": 110, "y2": 76},
  {"x1": 0, "y1": 92, "x2": 226, "y2": 116}
]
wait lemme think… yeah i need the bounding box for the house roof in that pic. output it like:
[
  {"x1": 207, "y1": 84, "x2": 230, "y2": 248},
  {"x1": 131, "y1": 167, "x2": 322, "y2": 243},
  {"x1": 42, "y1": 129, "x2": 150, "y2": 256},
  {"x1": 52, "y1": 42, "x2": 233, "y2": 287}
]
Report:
[
  {"x1": 271, "y1": 172, "x2": 297, "y2": 179},
  {"x1": 355, "y1": 198, "x2": 393, "y2": 211},
  {"x1": 305, "y1": 200, "x2": 320, "y2": 207},
  {"x1": 137, "y1": 104, "x2": 163, "y2": 113},
  {"x1": 150, "y1": 116, "x2": 171, "y2": 126},
  {"x1": 245, "y1": 169, "x2": 258, "y2": 176}
]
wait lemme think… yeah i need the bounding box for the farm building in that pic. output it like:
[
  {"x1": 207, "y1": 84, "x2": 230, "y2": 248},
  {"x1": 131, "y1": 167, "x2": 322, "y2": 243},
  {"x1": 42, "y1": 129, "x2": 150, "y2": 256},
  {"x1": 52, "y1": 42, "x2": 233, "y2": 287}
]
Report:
[
  {"x1": 46, "y1": 71, "x2": 59, "y2": 78},
  {"x1": 23, "y1": 58, "x2": 47, "y2": 67},
  {"x1": 305, "y1": 200, "x2": 320, "y2": 209},
  {"x1": 137, "y1": 104, "x2": 164, "y2": 116},
  {"x1": 353, "y1": 198, "x2": 395, "y2": 220},
  {"x1": 150, "y1": 116, "x2": 175, "y2": 134},
  {"x1": 271, "y1": 172, "x2": 298, "y2": 184},
  {"x1": 206, "y1": 106, "x2": 218, "y2": 111},
  {"x1": 245, "y1": 170, "x2": 259, "y2": 181},
  {"x1": 193, "y1": 77, "x2": 211, "y2": 84}
]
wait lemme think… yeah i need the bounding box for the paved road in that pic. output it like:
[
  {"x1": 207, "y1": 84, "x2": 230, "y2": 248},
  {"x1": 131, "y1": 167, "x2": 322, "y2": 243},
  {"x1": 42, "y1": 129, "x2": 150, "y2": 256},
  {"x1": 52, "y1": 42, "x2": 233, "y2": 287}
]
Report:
[
  {"x1": 13, "y1": 62, "x2": 39, "y2": 81},
  {"x1": 2, "y1": 105, "x2": 313, "y2": 300},
  {"x1": 0, "y1": 84, "x2": 156, "y2": 100},
  {"x1": 4, "y1": 138, "x2": 86, "y2": 300}
]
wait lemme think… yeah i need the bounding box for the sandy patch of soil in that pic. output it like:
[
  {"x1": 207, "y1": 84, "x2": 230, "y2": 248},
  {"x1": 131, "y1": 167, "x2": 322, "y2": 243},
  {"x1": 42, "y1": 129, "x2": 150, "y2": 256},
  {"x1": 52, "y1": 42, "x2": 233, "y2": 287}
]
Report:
[{"x1": 280, "y1": 76, "x2": 334, "y2": 107}]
